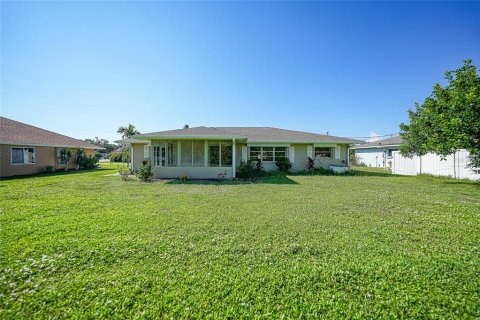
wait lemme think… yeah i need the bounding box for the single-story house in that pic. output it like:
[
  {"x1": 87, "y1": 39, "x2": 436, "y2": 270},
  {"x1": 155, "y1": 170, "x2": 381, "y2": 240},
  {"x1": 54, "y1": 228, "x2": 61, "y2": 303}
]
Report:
[
  {"x1": 351, "y1": 136, "x2": 401, "y2": 168},
  {"x1": 129, "y1": 126, "x2": 362, "y2": 179},
  {"x1": 0, "y1": 117, "x2": 101, "y2": 177}
]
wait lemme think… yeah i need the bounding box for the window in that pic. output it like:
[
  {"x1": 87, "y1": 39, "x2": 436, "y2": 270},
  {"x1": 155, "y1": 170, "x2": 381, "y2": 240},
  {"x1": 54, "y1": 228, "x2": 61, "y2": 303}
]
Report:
[
  {"x1": 192, "y1": 141, "x2": 204, "y2": 167},
  {"x1": 144, "y1": 145, "x2": 150, "y2": 158},
  {"x1": 314, "y1": 147, "x2": 332, "y2": 158},
  {"x1": 221, "y1": 141, "x2": 232, "y2": 166},
  {"x1": 181, "y1": 140, "x2": 193, "y2": 166},
  {"x1": 166, "y1": 141, "x2": 177, "y2": 167},
  {"x1": 153, "y1": 145, "x2": 166, "y2": 167},
  {"x1": 249, "y1": 147, "x2": 261, "y2": 161},
  {"x1": 208, "y1": 141, "x2": 220, "y2": 167},
  {"x1": 208, "y1": 140, "x2": 232, "y2": 167},
  {"x1": 57, "y1": 148, "x2": 69, "y2": 164},
  {"x1": 12, "y1": 147, "x2": 35, "y2": 164},
  {"x1": 249, "y1": 146, "x2": 288, "y2": 162}
]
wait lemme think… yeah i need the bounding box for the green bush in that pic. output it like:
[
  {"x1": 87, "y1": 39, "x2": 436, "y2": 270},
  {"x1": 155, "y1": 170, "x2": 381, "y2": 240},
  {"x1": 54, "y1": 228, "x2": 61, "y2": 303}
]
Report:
[
  {"x1": 109, "y1": 151, "x2": 129, "y2": 163},
  {"x1": 118, "y1": 166, "x2": 131, "y2": 181},
  {"x1": 237, "y1": 160, "x2": 255, "y2": 179},
  {"x1": 275, "y1": 156, "x2": 292, "y2": 173},
  {"x1": 237, "y1": 160, "x2": 266, "y2": 179},
  {"x1": 45, "y1": 166, "x2": 55, "y2": 174},
  {"x1": 137, "y1": 161, "x2": 154, "y2": 182},
  {"x1": 78, "y1": 155, "x2": 99, "y2": 170}
]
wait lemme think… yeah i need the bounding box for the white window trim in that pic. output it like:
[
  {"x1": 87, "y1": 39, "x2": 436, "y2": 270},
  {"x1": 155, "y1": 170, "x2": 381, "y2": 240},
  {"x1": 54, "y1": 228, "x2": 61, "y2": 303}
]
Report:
[
  {"x1": 248, "y1": 146, "x2": 288, "y2": 163},
  {"x1": 314, "y1": 146, "x2": 334, "y2": 158},
  {"x1": 208, "y1": 140, "x2": 233, "y2": 167},
  {"x1": 11, "y1": 146, "x2": 36, "y2": 165},
  {"x1": 56, "y1": 148, "x2": 69, "y2": 165}
]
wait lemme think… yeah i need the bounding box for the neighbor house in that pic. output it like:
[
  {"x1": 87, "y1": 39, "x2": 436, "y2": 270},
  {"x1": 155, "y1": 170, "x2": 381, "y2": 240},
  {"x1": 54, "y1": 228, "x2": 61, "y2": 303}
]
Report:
[
  {"x1": 129, "y1": 126, "x2": 361, "y2": 179},
  {"x1": 0, "y1": 117, "x2": 101, "y2": 177},
  {"x1": 351, "y1": 136, "x2": 401, "y2": 168}
]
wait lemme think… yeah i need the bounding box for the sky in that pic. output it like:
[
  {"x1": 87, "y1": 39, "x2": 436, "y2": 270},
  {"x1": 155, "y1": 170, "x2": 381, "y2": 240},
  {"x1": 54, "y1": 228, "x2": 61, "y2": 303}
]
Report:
[{"x1": 1, "y1": 1, "x2": 479, "y2": 143}]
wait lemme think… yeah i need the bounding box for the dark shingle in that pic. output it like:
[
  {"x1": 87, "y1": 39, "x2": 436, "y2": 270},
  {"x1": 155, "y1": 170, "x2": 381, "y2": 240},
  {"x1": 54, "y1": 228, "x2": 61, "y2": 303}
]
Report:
[
  {"x1": 134, "y1": 126, "x2": 361, "y2": 144},
  {"x1": 0, "y1": 117, "x2": 101, "y2": 149}
]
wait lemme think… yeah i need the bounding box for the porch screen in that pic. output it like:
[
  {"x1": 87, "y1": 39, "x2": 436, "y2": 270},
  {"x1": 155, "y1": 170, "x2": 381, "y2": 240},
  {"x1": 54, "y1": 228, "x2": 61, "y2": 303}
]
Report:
[
  {"x1": 192, "y1": 141, "x2": 204, "y2": 167},
  {"x1": 166, "y1": 141, "x2": 177, "y2": 166}
]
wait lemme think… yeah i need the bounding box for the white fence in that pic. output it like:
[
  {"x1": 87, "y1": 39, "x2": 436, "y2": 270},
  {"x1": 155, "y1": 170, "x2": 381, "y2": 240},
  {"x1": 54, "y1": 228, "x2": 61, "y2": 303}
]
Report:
[{"x1": 392, "y1": 150, "x2": 480, "y2": 180}]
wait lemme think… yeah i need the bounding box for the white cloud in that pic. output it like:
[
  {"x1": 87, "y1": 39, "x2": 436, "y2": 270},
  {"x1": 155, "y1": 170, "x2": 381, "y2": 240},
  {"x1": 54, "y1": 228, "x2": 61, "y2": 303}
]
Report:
[{"x1": 367, "y1": 131, "x2": 382, "y2": 142}]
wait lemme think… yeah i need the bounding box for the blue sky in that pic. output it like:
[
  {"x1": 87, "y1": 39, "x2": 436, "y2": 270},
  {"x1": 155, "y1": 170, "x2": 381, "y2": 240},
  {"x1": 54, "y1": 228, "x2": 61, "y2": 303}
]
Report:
[{"x1": 1, "y1": 1, "x2": 479, "y2": 142}]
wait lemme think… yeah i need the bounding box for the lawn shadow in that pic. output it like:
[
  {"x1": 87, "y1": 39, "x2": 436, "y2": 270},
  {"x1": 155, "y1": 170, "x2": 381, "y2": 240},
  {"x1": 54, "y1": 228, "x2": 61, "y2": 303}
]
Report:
[
  {"x1": 0, "y1": 168, "x2": 110, "y2": 181},
  {"x1": 166, "y1": 174, "x2": 298, "y2": 185}
]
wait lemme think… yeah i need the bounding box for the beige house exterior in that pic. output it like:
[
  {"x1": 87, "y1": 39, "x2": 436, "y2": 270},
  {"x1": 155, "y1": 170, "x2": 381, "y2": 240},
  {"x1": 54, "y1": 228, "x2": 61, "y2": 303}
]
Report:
[
  {"x1": 130, "y1": 127, "x2": 360, "y2": 179},
  {"x1": 0, "y1": 117, "x2": 100, "y2": 177}
]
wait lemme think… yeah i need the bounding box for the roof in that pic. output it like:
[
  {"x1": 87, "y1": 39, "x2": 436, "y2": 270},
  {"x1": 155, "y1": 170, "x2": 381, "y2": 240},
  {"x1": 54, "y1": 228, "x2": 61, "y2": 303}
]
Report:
[
  {"x1": 115, "y1": 138, "x2": 148, "y2": 144},
  {"x1": 0, "y1": 117, "x2": 102, "y2": 149},
  {"x1": 351, "y1": 136, "x2": 402, "y2": 150},
  {"x1": 134, "y1": 126, "x2": 362, "y2": 144}
]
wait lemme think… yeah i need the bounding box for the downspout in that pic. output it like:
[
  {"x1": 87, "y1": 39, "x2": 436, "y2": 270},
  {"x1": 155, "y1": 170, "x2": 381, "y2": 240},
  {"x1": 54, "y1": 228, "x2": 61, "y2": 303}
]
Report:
[{"x1": 232, "y1": 138, "x2": 236, "y2": 178}]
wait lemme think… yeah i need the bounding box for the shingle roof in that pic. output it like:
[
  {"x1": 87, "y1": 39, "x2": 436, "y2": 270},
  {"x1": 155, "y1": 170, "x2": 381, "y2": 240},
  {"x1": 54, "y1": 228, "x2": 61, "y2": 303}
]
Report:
[
  {"x1": 0, "y1": 117, "x2": 101, "y2": 149},
  {"x1": 351, "y1": 136, "x2": 402, "y2": 149},
  {"x1": 134, "y1": 126, "x2": 362, "y2": 144}
]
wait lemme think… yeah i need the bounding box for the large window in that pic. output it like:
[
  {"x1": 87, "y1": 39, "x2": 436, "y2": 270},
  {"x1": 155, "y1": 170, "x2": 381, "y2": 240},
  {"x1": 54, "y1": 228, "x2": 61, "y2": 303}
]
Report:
[
  {"x1": 12, "y1": 147, "x2": 35, "y2": 164},
  {"x1": 314, "y1": 147, "x2": 332, "y2": 158},
  {"x1": 192, "y1": 141, "x2": 204, "y2": 167},
  {"x1": 180, "y1": 140, "x2": 205, "y2": 167},
  {"x1": 209, "y1": 140, "x2": 232, "y2": 167},
  {"x1": 166, "y1": 141, "x2": 177, "y2": 167},
  {"x1": 249, "y1": 146, "x2": 287, "y2": 162},
  {"x1": 57, "y1": 148, "x2": 69, "y2": 164},
  {"x1": 181, "y1": 140, "x2": 193, "y2": 166}
]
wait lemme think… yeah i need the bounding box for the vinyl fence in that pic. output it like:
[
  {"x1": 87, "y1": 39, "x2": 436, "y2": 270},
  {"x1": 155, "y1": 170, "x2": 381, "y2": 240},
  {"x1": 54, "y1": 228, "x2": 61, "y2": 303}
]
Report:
[{"x1": 392, "y1": 150, "x2": 480, "y2": 180}]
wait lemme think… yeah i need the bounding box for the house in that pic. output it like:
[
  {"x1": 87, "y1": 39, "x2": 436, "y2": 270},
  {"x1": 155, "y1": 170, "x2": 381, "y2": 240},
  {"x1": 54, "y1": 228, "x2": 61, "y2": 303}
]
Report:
[
  {"x1": 129, "y1": 126, "x2": 361, "y2": 179},
  {"x1": 351, "y1": 136, "x2": 401, "y2": 168},
  {"x1": 0, "y1": 117, "x2": 101, "y2": 177}
]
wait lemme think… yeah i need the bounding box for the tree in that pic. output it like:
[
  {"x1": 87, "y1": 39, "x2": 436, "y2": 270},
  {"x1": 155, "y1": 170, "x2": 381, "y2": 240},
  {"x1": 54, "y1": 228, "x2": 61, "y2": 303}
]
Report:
[
  {"x1": 117, "y1": 124, "x2": 140, "y2": 139},
  {"x1": 400, "y1": 59, "x2": 480, "y2": 172},
  {"x1": 84, "y1": 137, "x2": 117, "y2": 154}
]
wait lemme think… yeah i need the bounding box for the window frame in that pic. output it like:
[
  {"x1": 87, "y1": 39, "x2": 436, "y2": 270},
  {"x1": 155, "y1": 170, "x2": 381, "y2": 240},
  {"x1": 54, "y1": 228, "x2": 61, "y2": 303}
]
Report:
[
  {"x1": 248, "y1": 146, "x2": 289, "y2": 163},
  {"x1": 314, "y1": 147, "x2": 333, "y2": 158},
  {"x1": 208, "y1": 140, "x2": 232, "y2": 167},
  {"x1": 11, "y1": 147, "x2": 36, "y2": 165},
  {"x1": 56, "y1": 148, "x2": 69, "y2": 165}
]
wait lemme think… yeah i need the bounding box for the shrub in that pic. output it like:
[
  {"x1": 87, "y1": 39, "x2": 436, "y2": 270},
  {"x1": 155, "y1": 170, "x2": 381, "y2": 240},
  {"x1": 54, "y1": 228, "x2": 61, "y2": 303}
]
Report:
[
  {"x1": 306, "y1": 157, "x2": 315, "y2": 173},
  {"x1": 45, "y1": 166, "x2": 55, "y2": 174},
  {"x1": 237, "y1": 160, "x2": 255, "y2": 179},
  {"x1": 275, "y1": 156, "x2": 292, "y2": 173},
  {"x1": 118, "y1": 166, "x2": 131, "y2": 181},
  {"x1": 109, "y1": 151, "x2": 129, "y2": 163},
  {"x1": 78, "y1": 155, "x2": 99, "y2": 170},
  {"x1": 180, "y1": 174, "x2": 190, "y2": 181},
  {"x1": 137, "y1": 161, "x2": 154, "y2": 182},
  {"x1": 255, "y1": 159, "x2": 263, "y2": 172},
  {"x1": 237, "y1": 160, "x2": 266, "y2": 179}
]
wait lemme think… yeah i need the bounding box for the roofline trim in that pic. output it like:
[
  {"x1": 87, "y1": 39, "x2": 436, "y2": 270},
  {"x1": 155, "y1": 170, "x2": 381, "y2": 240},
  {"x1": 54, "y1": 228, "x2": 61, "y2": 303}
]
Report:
[
  {"x1": 351, "y1": 144, "x2": 401, "y2": 150},
  {"x1": 133, "y1": 135, "x2": 247, "y2": 140}
]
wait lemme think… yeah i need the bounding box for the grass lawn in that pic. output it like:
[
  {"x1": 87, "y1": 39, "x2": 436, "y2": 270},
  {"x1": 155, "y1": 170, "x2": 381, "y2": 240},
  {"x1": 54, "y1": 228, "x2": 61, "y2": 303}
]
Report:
[{"x1": 1, "y1": 164, "x2": 479, "y2": 318}]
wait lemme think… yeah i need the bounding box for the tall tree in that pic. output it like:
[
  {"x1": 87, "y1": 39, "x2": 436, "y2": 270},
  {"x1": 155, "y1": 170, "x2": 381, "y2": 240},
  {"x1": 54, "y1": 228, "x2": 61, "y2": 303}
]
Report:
[
  {"x1": 117, "y1": 124, "x2": 140, "y2": 139},
  {"x1": 400, "y1": 59, "x2": 480, "y2": 172}
]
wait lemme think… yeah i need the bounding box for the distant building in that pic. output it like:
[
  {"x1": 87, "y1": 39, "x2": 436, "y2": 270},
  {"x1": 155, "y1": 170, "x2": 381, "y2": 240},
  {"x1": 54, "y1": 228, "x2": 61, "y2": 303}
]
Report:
[{"x1": 351, "y1": 136, "x2": 401, "y2": 168}]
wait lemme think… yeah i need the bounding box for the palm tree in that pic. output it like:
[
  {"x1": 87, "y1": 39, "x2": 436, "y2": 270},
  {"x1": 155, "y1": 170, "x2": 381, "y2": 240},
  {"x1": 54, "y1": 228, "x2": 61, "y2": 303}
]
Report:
[{"x1": 117, "y1": 124, "x2": 140, "y2": 139}]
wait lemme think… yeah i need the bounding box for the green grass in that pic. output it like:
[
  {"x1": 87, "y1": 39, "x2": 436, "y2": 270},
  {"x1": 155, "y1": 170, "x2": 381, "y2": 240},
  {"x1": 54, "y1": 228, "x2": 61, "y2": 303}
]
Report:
[{"x1": 1, "y1": 164, "x2": 479, "y2": 319}]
